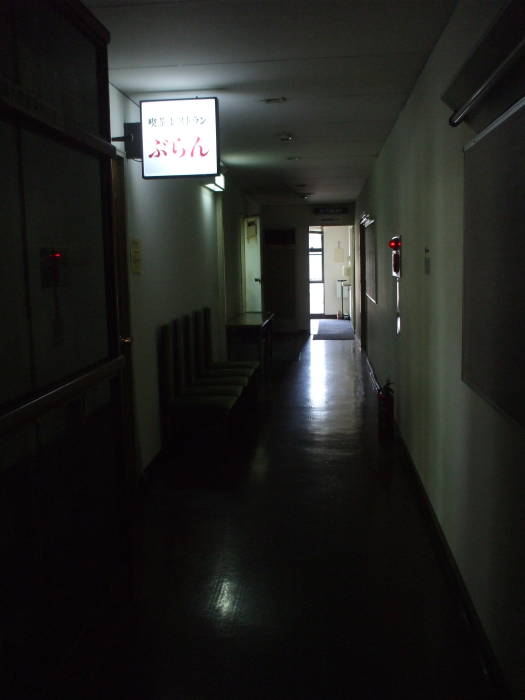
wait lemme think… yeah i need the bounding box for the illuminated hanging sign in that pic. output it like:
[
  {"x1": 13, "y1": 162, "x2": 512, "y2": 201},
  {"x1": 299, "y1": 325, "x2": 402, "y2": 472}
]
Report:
[{"x1": 141, "y1": 97, "x2": 219, "y2": 179}]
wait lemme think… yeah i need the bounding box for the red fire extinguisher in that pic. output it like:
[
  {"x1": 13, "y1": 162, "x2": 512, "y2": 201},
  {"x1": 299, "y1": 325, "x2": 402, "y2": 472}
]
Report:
[{"x1": 377, "y1": 381, "x2": 394, "y2": 441}]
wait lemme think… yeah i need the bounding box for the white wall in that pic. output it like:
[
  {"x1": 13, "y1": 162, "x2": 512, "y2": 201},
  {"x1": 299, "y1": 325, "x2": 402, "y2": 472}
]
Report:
[
  {"x1": 355, "y1": 3, "x2": 525, "y2": 695},
  {"x1": 323, "y1": 226, "x2": 350, "y2": 316},
  {"x1": 109, "y1": 86, "x2": 244, "y2": 469}
]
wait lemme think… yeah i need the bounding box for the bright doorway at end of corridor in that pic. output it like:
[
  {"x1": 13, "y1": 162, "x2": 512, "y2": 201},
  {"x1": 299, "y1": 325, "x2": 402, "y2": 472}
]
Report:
[
  {"x1": 308, "y1": 225, "x2": 352, "y2": 320},
  {"x1": 309, "y1": 227, "x2": 324, "y2": 316}
]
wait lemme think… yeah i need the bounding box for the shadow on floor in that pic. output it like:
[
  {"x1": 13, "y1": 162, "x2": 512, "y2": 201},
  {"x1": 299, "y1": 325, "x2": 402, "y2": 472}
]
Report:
[{"x1": 15, "y1": 334, "x2": 508, "y2": 700}]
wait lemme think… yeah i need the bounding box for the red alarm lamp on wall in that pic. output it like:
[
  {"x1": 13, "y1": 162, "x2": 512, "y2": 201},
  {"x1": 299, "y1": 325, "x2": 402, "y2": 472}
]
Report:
[{"x1": 388, "y1": 236, "x2": 401, "y2": 277}]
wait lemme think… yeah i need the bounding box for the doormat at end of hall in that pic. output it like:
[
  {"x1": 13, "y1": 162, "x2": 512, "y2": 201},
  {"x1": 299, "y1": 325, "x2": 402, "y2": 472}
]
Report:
[{"x1": 313, "y1": 319, "x2": 355, "y2": 340}]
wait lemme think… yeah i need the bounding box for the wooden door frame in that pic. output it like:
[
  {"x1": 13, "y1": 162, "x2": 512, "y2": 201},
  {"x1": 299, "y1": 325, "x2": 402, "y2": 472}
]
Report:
[
  {"x1": 111, "y1": 157, "x2": 139, "y2": 476},
  {"x1": 359, "y1": 222, "x2": 368, "y2": 351}
]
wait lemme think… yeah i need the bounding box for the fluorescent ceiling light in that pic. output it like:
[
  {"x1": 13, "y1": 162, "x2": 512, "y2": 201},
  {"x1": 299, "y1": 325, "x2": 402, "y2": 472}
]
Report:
[{"x1": 204, "y1": 173, "x2": 225, "y2": 192}]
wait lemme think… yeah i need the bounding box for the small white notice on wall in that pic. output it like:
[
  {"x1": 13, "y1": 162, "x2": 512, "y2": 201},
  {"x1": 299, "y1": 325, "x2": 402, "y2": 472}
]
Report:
[
  {"x1": 130, "y1": 237, "x2": 143, "y2": 275},
  {"x1": 141, "y1": 97, "x2": 219, "y2": 179}
]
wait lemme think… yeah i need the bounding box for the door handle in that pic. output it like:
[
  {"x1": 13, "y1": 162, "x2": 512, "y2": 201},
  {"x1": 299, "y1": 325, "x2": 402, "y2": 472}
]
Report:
[{"x1": 254, "y1": 278, "x2": 261, "y2": 283}]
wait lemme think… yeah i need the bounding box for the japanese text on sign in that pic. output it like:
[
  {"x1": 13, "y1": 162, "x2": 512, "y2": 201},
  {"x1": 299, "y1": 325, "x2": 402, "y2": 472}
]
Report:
[
  {"x1": 148, "y1": 136, "x2": 209, "y2": 160},
  {"x1": 147, "y1": 114, "x2": 207, "y2": 128}
]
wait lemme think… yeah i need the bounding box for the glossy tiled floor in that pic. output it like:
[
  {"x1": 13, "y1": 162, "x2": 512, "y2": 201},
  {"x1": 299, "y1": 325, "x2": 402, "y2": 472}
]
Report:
[{"x1": 129, "y1": 331, "x2": 502, "y2": 700}]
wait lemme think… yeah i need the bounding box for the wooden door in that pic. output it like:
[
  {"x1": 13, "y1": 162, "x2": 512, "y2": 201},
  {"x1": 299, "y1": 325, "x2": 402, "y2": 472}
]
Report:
[
  {"x1": 242, "y1": 216, "x2": 262, "y2": 312},
  {"x1": 0, "y1": 1, "x2": 135, "y2": 695}
]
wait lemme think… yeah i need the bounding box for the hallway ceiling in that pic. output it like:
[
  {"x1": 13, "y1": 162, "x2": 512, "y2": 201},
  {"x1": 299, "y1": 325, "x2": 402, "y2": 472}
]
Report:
[{"x1": 84, "y1": 0, "x2": 457, "y2": 205}]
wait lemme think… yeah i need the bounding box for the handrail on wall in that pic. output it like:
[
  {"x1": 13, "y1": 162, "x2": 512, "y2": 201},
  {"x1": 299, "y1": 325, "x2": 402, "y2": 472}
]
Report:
[
  {"x1": 0, "y1": 356, "x2": 125, "y2": 437},
  {"x1": 449, "y1": 36, "x2": 525, "y2": 127}
]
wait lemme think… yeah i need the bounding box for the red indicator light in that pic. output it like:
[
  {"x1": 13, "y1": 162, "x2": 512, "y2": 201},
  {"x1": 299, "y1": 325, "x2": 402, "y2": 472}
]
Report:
[
  {"x1": 388, "y1": 237, "x2": 401, "y2": 250},
  {"x1": 50, "y1": 252, "x2": 63, "y2": 259}
]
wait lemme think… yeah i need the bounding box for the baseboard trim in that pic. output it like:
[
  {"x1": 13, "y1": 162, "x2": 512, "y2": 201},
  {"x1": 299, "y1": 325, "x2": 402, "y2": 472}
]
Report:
[
  {"x1": 397, "y1": 435, "x2": 512, "y2": 698},
  {"x1": 365, "y1": 354, "x2": 381, "y2": 392},
  {"x1": 362, "y1": 349, "x2": 511, "y2": 696}
]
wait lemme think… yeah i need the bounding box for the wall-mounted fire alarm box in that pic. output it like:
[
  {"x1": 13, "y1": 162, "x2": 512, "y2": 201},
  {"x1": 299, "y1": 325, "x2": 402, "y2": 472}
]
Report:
[
  {"x1": 388, "y1": 236, "x2": 401, "y2": 277},
  {"x1": 40, "y1": 248, "x2": 68, "y2": 287}
]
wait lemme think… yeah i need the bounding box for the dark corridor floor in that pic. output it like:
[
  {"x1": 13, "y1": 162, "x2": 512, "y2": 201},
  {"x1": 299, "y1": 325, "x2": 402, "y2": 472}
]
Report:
[{"x1": 126, "y1": 333, "x2": 500, "y2": 700}]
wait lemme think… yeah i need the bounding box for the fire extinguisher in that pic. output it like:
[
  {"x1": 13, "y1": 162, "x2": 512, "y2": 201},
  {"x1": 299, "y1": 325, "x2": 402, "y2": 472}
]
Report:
[{"x1": 377, "y1": 381, "x2": 394, "y2": 441}]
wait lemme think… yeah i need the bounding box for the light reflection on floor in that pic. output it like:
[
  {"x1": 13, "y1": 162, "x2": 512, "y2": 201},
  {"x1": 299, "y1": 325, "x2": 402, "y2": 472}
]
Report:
[
  {"x1": 308, "y1": 319, "x2": 326, "y2": 407},
  {"x1": 214, "y1": 578, "x2": 239, "y2": 618},
  {"x1": 309, "y1": 319, "x2": 319, "y2": 335}
]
